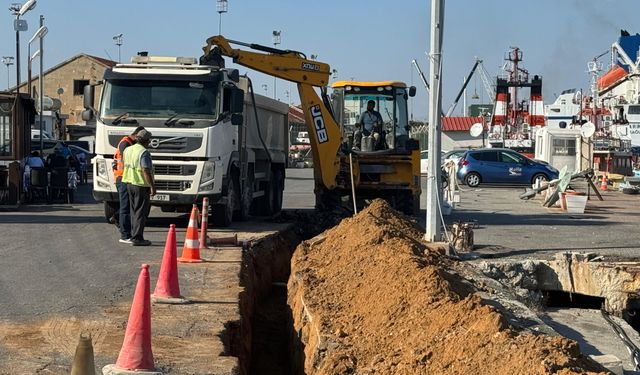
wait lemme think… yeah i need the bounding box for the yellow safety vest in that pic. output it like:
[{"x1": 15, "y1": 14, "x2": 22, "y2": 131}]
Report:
[{"x1": 122, "y1": 143, "x2": 149, "y2": 187}]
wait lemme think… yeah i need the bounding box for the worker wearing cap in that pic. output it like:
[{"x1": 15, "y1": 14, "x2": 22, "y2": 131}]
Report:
[
  {"x1": 353, "y1": 100, "x2": 384, "y2": 151},
  {"x1": 113, "y1": 125, "x2": 145, "y2": 243},
  {"x1": 122, "y1": 129, "x2": 156, "y2": 246}
]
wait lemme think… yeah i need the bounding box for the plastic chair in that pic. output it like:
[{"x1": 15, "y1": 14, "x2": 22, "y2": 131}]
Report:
[
  {"x1": 29, "y1": 167, "x2": 49, "y2": 203},
  {"x1": 49, "y1": 168, "x2": 74, "y2": 204}
]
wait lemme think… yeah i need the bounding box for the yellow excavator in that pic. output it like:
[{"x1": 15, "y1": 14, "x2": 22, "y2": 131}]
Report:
[{"x1": 202, "y1": 36, "x2": 420, "y2": 214}]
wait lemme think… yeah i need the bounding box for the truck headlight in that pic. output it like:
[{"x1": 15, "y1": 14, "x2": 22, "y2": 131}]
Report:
[
  {"x1": 97, "y1": 159, "x2": 108, "y2": 179},
  {"x1": 200, "y1": 161, "x2": 215, "y2": 184}
]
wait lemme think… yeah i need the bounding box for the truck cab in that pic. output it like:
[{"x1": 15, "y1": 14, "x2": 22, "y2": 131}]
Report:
[{"x1": 85, "y1": 55, "x2": 288, "y2": 226}]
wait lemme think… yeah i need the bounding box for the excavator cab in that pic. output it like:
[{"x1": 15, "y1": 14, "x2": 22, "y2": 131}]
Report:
[
  {"x1": 332, "y1": 81, "x2": 421, "y2": 215},
  {"x1": 332, "y1": 81, "x2": 416, "y2": 152}
]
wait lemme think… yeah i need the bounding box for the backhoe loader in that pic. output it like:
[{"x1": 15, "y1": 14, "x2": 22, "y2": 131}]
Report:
[{"x1": 202, "y1": 36, "x2": 421, "y2": 214}]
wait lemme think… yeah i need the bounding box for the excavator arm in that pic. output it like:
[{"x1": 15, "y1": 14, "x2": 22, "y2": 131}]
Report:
[{"x1": 202, "y1": 35, "x2": 343, "y2": 189}]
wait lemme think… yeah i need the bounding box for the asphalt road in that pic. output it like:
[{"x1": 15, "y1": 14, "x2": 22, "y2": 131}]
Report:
[
  {"x1": 0, "y1": 171, "x2": 313, "y2": 323},
  {"x1": 1, "y1": 168, "x2": 638, "y2": 323}
]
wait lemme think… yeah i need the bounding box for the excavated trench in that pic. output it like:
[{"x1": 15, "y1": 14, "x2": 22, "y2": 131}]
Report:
[
  {"x1": 224, "y1": 211, "x2": 340, "y2": 375},
  {"x1": 228, "y1": 203, "x2": 628, "y2": 375}
]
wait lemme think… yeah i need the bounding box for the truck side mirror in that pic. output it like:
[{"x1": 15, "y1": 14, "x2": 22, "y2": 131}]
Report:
[
  {"x1": 231, "y1": 88, "x2": 245, "y2": 114},
  {"x1": 81, "y1": 109, "x2": 94, "y2": 122},
  {"x1": 83, "y1": 84, "x2": 95, "y2": 110},
  {"x1": 231, "y1": 113, "x2": 243, "y2": 126},
  {"x1": 409, "y1": 86, "x2": 417, "y2": 97}
]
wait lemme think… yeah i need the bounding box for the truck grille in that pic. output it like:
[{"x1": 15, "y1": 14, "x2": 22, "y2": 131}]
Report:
[
  {"x1": 156, "y1": 180, "x2": 192, "y2": 191},
  {"x1": 153, "y1": 165, "x2": 197, "y2": 176}
]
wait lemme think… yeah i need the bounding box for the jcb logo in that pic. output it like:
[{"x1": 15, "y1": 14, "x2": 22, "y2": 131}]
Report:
[
  {"x1": 310, "y1": 105, "x2": 328, "y2": 144},
  {"x1": 302, "y1": 62, "x2": 320, "y2": 71}
]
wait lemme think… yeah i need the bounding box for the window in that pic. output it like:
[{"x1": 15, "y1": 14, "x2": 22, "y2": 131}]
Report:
[
  {"x1": 471, "y1": 151, "x2": 498, "y2": 162},
  {"x1": 552, "y1": 139, "x2": 576, "y2": 156},
  {"x1": 500, "y1": 151, "x2": 524, "y2": 163},
  {"x1": 74, "y1": 79, "x2": 90, "y2": 96},
  {"x1": 0, "y1": 114, "x2": 12, "y2": 157}
]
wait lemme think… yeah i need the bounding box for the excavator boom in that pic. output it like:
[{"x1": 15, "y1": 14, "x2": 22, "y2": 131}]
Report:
[{"x1": 202, "y1": 35, "x2": 342, "y2": 189}]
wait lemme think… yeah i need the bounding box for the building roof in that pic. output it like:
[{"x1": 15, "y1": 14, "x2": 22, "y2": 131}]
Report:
[
  {"x1": 442, "y1": 116, "x2": 485, "y2": 132},
  {"x1": 15, "y1": 53, "x2": 117, "y2": 89},
  {"x1": 289, "y1": 105, "x2": 305, "y2": 123}
]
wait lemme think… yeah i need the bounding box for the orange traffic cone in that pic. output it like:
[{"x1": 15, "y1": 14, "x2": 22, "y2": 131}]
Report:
[
  {"x1": 152, "y1": 225, "x2": 188, "y2": 304},
  {"x1": 600, "y1": 174, "x2": 608, "y2": 191},
  {"x1": 178, "y1": 205, "x2": 203, "y2": 263},
  {"x1": 102, "y1": 264, "x2": 162, "y2": 375},
  {"x1": 199, "y1": 198, "x2": 210, "y2": 249}
]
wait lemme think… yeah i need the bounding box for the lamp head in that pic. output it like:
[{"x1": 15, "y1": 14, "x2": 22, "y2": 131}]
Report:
[{"x1": 18, "y1": 0, "x2": 36, "y2": 16}]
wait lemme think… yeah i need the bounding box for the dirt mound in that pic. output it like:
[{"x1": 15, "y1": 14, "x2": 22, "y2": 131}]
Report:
[{"x1": 288, "y1": 199, "x2": 606, "y2": 375}]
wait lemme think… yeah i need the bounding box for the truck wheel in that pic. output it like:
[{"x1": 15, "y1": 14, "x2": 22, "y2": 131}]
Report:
[
  {"x1": 234, "y1": 171, "x2": 253, "y2": 221},
  {"x1": 212, "y1": 177, "x2": 236, "y2": 227},
  {"x1": 104, "y1": 201, "x2": 118, "y2": 223},
  {"x1": 272, "y1": 168, "x2": 284, "y2": 213}
]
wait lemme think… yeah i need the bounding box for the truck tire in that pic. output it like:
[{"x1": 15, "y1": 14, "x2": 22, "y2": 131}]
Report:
[
  {"x1": 104, "y1": 201, "x2": 118, "y2": 224},
  {"x1": 255, "y1": 180, "x2": 275, "y2": 216},
  {"x1": 212, "y1": 176, "x2": 236, "y2": 227},
  {"x1": 272, "y1": 168, "x2": 284, "y2": 213},
  {"x1": 234, "y1": 170, "x2": 253, "y2": 221}
]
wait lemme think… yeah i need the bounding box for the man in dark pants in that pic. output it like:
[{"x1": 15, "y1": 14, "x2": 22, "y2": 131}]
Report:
[
  {"x1": 121, "y1": 129, "x2": 156, "y2": 246},
  {"x1": 113, "y1": 125, "x2": 145, "y2": 244}
]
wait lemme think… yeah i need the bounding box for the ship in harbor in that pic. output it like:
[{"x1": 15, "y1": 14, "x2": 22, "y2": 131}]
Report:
[
  {"x1": 541, "y1": 30, "x2": 638, "y2": 176},
  {"x1": 486, "y1": 47, "x2": 545, "y2": 157}
]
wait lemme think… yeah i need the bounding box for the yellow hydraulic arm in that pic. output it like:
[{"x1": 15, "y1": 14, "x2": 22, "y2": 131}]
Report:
[{"x1": 202, "y1": 35, "x2": 342, "y2": 189}]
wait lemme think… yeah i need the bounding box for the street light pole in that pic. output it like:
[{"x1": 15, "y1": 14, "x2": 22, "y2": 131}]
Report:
[
  {"x1": 272, "y1": 30, "x2": 281, "y2": 99},
  {"x1": 27, "y1": 23, "x2": 47, "y2": 98},
  {"x1": 113, "y1": 34, "x2": 123, "y2": 63},
  {"x1": 38, "y1": 14, "x2": 44, "y2": 151},
  {"x1": 10, "y1": 0, "x2": 37, "y2": 93},
  {"x1": 2, "y1": 57, "x2": 14, "y2": 90},
  {"x1": 216, "y1": 0, "x2": 228, "y2": 35}
]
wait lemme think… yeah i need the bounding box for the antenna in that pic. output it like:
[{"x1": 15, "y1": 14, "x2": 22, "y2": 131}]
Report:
[
  {"x1": 469, "y1": 123, "x2": 484, "y2": 137},
  {"x1": 581, "y1": 121, "x2": 596, "y2": 138}
]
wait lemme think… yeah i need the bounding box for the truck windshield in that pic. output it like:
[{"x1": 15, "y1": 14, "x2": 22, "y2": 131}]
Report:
[{"x1": 100, "y1": 79, "x2": 218, "y2": 126}]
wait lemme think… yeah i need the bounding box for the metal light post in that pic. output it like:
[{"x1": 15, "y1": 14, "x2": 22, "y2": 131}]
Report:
[
  {"x1": 216, "y1": 0, "x2": 228, "y2": 35},
  {"x1": 272, "y1": 30, "x2": 281, "y2": 99},
  {"x1": 27, "y1": 22, "x2": 47, "y2": 97},
  {"x1": 2, "y1": 56, "x2": 14, "y2": 90},
  {"x1": 9, "y1": 0, "x2": 37, "y2": 93},
  {"x1": 113, "y1": 34, "x2": 123, "y2": 63},
  {"x1": 425, "y1": 0, "x2": 444, "y2": 242}
]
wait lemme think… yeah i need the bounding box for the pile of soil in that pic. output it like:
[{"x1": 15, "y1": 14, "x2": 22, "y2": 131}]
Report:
[{"x1": 288, "y1": 199, "x2": 606, "y2": 375}]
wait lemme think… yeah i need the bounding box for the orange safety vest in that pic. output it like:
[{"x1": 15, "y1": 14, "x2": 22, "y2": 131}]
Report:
[{"x1": 113, "y1": 136, "x2": 134, "y2": 178}]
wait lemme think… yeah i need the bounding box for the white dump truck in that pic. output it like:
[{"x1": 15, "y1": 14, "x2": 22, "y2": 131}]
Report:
[{"x1": 83, "y1": 55, "x2": 288, "y2": 226}]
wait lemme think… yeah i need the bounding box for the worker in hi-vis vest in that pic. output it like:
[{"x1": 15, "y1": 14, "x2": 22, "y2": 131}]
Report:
[
  {"x1": 113, "y1": 125, "x2": 145, "y2": 244},
  {"x1": 122, "y1": 129, "x2": 156, "y2": 246}
]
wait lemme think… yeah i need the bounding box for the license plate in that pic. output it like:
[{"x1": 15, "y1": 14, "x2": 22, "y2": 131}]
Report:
[{"x1": 151, "y1": 194, "x2": 170, "y2": 201}]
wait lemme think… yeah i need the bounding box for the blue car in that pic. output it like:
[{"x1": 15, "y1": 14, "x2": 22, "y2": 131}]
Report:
[{"x1": 457, "y1": 148, "x2": 559, "y2": 187}]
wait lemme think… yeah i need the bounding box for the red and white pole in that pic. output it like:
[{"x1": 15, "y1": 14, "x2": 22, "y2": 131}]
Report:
[{"x1": 199, "y1": 198, "x2": 209, "y2": 249}]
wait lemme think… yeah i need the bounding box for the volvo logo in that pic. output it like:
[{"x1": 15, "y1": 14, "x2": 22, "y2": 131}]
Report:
[{"x1": 148, "y1": 136, "x2": 186, "y2": 149}]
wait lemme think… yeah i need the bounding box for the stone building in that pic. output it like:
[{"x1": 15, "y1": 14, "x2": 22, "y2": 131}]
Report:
[{"x1": 16, "y1": 54, "x2": 116, "y2": 126}]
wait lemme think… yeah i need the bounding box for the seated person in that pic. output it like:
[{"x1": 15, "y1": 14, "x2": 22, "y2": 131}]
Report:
[
  {"x1": 353, "y1": 100, "x2": 387, "y2": 151},
  {"x1": 26, "y1": 151, "x2": 45, "y2": 168},
  {"x1": 47, "y1": 150, "x2": 69, "y2": 169}
]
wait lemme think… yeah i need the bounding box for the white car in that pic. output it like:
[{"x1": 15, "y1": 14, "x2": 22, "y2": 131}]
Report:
[
  {"x1": 31, "y1": 129, "x2": 52, "y2": 140},
  {"x1": 420, "y1": 150, "x2": 446, "y2": 175}
]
